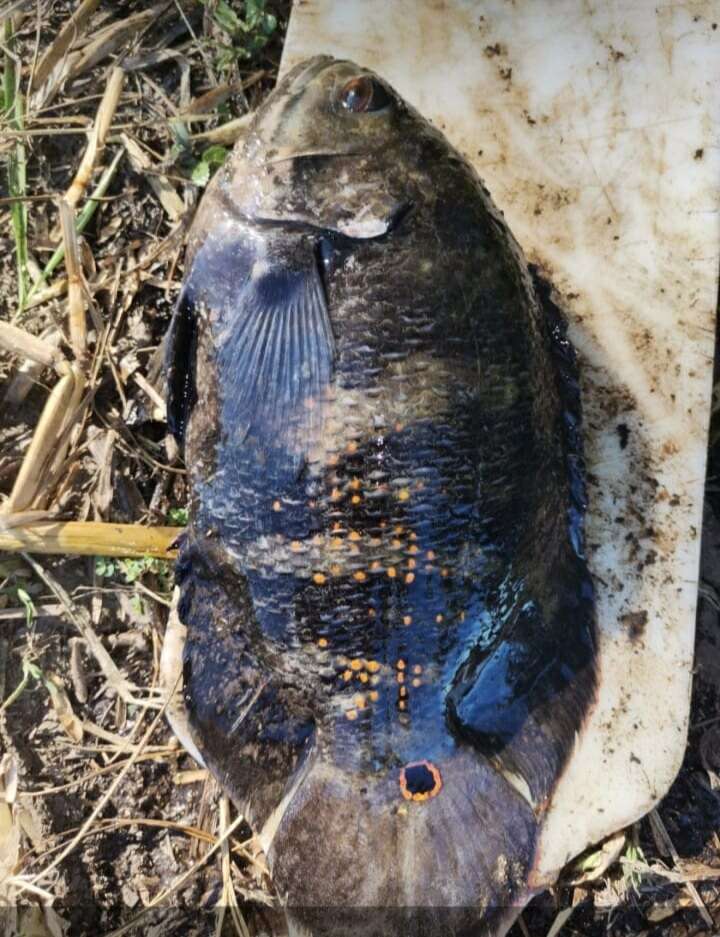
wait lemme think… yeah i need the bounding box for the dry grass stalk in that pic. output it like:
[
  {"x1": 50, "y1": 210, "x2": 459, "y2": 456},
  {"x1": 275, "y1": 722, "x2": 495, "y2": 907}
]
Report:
[
  {"x1": 218, "y1": 795, "x2": 251, "y2": 937},
  {"x1": 36, "y1": 367, "x2": 87, "y2": 508},
  {"x1": 65, "y1": 66, "x2": 124, "y2": 209},
  {"x1": 58, "y1": 199, "x2": 86, "y2": 360},
  {"x1": 20, "y1": 675, "x2": 176, "y2": 894},
  {"x1": 30, "y1": 0, "x2": 101, "y2": 97},
  {"x1": 24, "y1": 751, "x2": 181, "y2": 798},
  {"x1": 66, "y1": 5, "x2": 164, "y2": 82},
  {"x1": 2, "y1": 367, "x2": 76, "y2": 514},
  {"x1": 21, "y1": 552, "x2": 161, "y2": 708},
  {"x1": 0, "y1": 520, "x2": 179, "y2": 558},
  {"x1": 192, "y1": 111, "x2": 253, "y2": 146},
  {"x1": 23, "y1": 277, "x2": 67, "y2": 308},
  {"x1": 648, "y1": 809, "x2": 714, "y2": 928},
  {"x1": 121, "y1": 133, "x2": 185, "y2": 222},
  {"x1": 105, "y1": 812, "x2": 247, "y2": 937},
  {"x1": 0, "y1": 320, "x2": 62, "y2": 368}
]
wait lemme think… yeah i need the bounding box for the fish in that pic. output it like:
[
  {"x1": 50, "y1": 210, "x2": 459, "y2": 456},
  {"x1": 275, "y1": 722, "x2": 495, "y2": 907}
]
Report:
[{"x1": 165, "y1": 55, "x2": 597, "y2": 937}]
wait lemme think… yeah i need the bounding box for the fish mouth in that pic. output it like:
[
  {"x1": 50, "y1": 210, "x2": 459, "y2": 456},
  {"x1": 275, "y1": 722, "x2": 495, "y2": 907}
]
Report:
[{"x1": 263, "y1": 148, "x2": 365, "y2": 166}]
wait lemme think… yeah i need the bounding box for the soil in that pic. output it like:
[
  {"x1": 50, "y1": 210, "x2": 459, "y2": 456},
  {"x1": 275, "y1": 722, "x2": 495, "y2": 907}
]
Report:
[{"x1": 0, "y1": 3, "x2": 718, "y2": 936}]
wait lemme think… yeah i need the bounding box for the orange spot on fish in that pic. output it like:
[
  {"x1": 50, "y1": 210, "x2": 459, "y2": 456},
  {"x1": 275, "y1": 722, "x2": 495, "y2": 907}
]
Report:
[
  {"x1": 342, "y1": 670, "x2": 352, "y2": 681},
  {"x1": 405, "y1": 573, "x2": 415, "y2": 584},
  {"x1": 350, "y1": 659, "x2": 363, "y2": 671},
  {"x1": 349, "y1": 530, "x2": 361, "y2": 541},
  {"x1": 435, "y1": 614, "x2": 444, "y2": 623},
  {"x1": 397, "y1": 489, "x2": 410, "y2": 501},
  {"x1": 346, "y1": 709, "x2": 358, "y2": 720},
  {"x1": 272, "y1": 500, "x2": 282, "y2": 512},
  {"x1": 359, "y1": 672, "x2": 369, "y2": 683},
  {"x1": 399, "y1": 760, "x2": 443, "y2": 802},
  {"x1": 369, "y1": 690, "x2": 379, "y2": 702},
  {"x1": 426, "y1": 550, "x2": 436, "y2": 561},
  {"x1": 351, "y1": 495, "x2": 362, "y2": 505},
  {"x1": 313, "y1": 573, "x2": 327, "y2": 585},
  {"x1": 290, "y1": 540, "x2": 302, "y2": 552},
  {"x1": 353, "y1": 570, "x2": 367, "y2": 582},
  {"x1": 366, "y1": 660, "x2": 381, "y2": 673},
  {"x1": 397, "y1": 660, "x2": 406, "y2": 670},
  {"x1": 413, "y1": 665, "x2": 422, "y2": 674},
  {"x1": 330, "y1": 537, "x2": 344, "y2": 549},
  {"x1": 387, "y1": 567, "x2": 397, "y2": 579},
  {"x1": 318, "y1": 637, "x2": 328, "y2": 648}
]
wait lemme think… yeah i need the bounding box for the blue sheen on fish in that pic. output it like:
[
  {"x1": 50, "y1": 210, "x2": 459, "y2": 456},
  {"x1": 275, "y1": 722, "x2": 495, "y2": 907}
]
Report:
[{"x1": 166, "y1": 55, "x2": 596, "y2": 936}]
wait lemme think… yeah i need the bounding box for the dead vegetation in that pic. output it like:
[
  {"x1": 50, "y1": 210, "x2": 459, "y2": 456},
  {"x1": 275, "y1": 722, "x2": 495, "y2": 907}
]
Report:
[{"x1": 0, "y1": 2, "x2": 718, "y2": 935}]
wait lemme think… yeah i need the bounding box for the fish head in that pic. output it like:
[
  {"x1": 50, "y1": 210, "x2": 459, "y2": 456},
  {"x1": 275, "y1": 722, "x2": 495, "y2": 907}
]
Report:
[{"x1": 190, "y1": 56, "x2": 454, "y2": 246}]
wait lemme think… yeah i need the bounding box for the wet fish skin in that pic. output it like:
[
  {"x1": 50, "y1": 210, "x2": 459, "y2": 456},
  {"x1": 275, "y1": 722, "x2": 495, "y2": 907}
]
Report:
[{"x1": 167, "y1": 56, "x2": 596, "y2": 935}]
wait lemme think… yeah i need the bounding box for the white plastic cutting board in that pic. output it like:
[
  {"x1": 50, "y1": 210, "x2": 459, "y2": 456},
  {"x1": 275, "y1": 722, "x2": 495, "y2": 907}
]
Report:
[{"x1": 281, "y1": 0, "x2": 719, "y2": 899}]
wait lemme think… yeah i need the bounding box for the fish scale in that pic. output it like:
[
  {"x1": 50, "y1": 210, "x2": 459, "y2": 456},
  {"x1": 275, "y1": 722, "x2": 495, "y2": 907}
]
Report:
[{"x1": 167, "y1": 55, "x2": 595, "y2": 936}]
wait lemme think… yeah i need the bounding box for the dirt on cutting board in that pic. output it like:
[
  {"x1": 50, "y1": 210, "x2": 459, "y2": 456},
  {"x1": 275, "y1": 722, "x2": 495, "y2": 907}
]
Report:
[{"x1": 0, "y1": 2, "x2": 718, "y2": 935}]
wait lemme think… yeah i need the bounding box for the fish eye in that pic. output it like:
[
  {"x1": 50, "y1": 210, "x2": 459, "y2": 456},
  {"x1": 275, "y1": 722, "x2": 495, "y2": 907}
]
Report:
[{"x1": 338, "y1": 76, "x2": 391, "y2": 113}]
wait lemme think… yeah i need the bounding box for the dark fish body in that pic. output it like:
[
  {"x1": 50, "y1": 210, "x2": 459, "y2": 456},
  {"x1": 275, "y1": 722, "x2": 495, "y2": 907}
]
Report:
[{"x1": 167, "y1": 57, "x2": 596, "y2": 936}]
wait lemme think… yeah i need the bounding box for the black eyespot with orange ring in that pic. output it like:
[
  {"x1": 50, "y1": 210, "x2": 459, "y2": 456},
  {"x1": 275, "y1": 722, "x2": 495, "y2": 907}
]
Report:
[
  {"x1": 399, "y1": 760, "x2": 443, "y2": 802},
  {"x1": 338, "y1": 75, "x2": 392, "y2": 113}
]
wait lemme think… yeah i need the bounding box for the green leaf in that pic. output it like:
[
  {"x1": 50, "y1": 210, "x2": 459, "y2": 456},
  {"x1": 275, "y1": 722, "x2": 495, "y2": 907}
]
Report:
[
  {"x1": 191, "y1": 159, "x2": 211, "y2": 186},
  {"x1": 94, "y1": 556, "x2": 116, "y2": 578},
  {"x1": 202, "y1": 145, "x2": 229, "y2": 168},
  {"x1": 15, "y1": 587, "x2": 35, "y2": 627},
  {"x1": 166, "y1": 506, "x2": 188, "y2": 526},
  {"x1": 213, "y1": 0, "x2": 243, "y2": 36}
]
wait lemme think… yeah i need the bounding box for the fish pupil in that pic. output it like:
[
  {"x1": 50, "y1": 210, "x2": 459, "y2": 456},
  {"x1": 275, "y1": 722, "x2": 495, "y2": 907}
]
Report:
[{"x1": 339, "y1": 76, "x2": 390, "y2": 113}]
